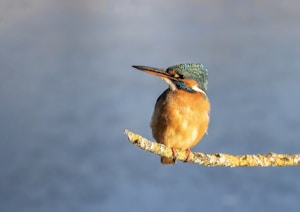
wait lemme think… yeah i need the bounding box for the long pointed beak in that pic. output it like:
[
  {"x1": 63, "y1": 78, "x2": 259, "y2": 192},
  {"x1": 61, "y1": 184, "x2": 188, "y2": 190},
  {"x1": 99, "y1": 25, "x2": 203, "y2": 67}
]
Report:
[{"x1": 132, "y1": 65, "x2": 175, "y2": 80}]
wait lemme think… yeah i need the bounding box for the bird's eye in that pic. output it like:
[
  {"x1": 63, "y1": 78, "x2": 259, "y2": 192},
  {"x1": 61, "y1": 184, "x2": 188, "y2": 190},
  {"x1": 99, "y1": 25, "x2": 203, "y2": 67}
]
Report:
[
  {"x1": 174, "y1": 73, "x2": 184, "y2": 79},
  {"x1": 167, "y1": 69, "x2": 184, "y2": 79},
  {"x1": 178, "y1": 74, "x2": 184, "y2": 79}
]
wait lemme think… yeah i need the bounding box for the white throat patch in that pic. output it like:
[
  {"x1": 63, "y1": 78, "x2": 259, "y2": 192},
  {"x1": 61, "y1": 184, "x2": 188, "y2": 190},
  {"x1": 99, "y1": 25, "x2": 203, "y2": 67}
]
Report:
[
  {"x1": 191, "y1": 85, "x2": 206, "y2": 95},
  {"x1": 162, "y1": 78, "x2": 177, "y2": 91}
]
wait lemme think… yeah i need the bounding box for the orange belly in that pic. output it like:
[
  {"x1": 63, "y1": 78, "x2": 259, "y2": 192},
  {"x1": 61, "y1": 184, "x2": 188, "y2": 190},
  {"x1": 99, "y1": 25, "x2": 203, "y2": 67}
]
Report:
[{"x1": 151, "y1": 89, "x2": 210, "y2": 150}]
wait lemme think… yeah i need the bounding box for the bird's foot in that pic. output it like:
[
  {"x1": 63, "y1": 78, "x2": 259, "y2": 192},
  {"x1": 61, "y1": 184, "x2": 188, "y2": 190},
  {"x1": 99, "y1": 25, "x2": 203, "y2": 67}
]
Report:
[
  {"x1": 183, "y1": 149, "x2": 191, "y2": 163},
  {"x1": 171, "y1": 148, "x2": 177, "y2": 162}
]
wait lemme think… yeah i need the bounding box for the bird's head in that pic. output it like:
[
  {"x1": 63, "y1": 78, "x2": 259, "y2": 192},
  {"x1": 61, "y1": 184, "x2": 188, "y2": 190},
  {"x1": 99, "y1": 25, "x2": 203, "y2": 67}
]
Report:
[{"x1": 132, "y1": 63, "x2": 208, "y2": 95}]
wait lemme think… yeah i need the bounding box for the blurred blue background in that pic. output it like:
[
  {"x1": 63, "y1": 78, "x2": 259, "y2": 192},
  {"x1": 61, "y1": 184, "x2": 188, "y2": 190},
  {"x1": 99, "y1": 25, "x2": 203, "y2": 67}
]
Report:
[{"x1": 1, "y1": 0, "x2": 300, "y2": 211}]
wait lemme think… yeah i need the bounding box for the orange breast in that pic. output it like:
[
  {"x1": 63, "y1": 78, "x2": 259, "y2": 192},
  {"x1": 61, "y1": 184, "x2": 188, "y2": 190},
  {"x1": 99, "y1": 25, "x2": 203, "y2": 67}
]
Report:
[{"x1": 151, "y1": 89, "x2": 210, "y2": 150}]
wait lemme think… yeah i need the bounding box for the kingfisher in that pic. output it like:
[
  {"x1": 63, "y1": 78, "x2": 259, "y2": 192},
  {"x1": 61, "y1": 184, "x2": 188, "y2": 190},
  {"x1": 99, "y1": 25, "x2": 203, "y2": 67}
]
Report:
[{"x1": 132, "y1": 63, "x2": 210, "y2": 165}]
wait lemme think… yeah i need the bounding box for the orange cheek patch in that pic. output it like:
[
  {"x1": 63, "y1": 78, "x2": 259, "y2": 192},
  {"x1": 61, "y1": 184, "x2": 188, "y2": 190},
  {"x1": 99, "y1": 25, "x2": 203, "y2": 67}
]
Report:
[{"x1": 182, "y1": 79, "x2": 198, "y2": 88}]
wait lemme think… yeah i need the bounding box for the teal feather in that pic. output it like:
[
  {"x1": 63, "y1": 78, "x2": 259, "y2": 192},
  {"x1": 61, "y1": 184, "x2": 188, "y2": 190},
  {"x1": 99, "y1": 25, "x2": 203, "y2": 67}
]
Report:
[{"x1": 167, "y1": 63, "x2": 208, "y2": 93}]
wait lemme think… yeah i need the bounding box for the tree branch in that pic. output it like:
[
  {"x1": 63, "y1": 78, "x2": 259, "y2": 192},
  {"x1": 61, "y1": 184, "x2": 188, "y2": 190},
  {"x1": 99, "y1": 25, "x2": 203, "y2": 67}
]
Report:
[{"x1": 124, "y1": 129, "x2": 300, "y2": 167}]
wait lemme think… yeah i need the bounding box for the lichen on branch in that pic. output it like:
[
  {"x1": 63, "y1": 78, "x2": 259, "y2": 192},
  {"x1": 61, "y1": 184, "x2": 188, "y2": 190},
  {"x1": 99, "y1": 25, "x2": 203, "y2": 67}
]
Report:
[{"x1": 124, "y1": 129, "x2": 300, "y2": 167}]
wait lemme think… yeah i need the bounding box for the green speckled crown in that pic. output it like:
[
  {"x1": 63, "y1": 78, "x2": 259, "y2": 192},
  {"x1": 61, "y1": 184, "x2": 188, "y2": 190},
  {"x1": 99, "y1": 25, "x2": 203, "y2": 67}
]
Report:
[{"x1": 167, "y1": 63, "x2": 208, "y2": 92}]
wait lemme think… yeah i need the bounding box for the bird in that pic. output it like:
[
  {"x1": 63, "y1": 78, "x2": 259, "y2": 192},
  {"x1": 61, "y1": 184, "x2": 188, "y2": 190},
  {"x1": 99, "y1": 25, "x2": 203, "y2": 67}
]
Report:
[{"x1": 132, "y1": 63, "x2": 210, "y2": 165}]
